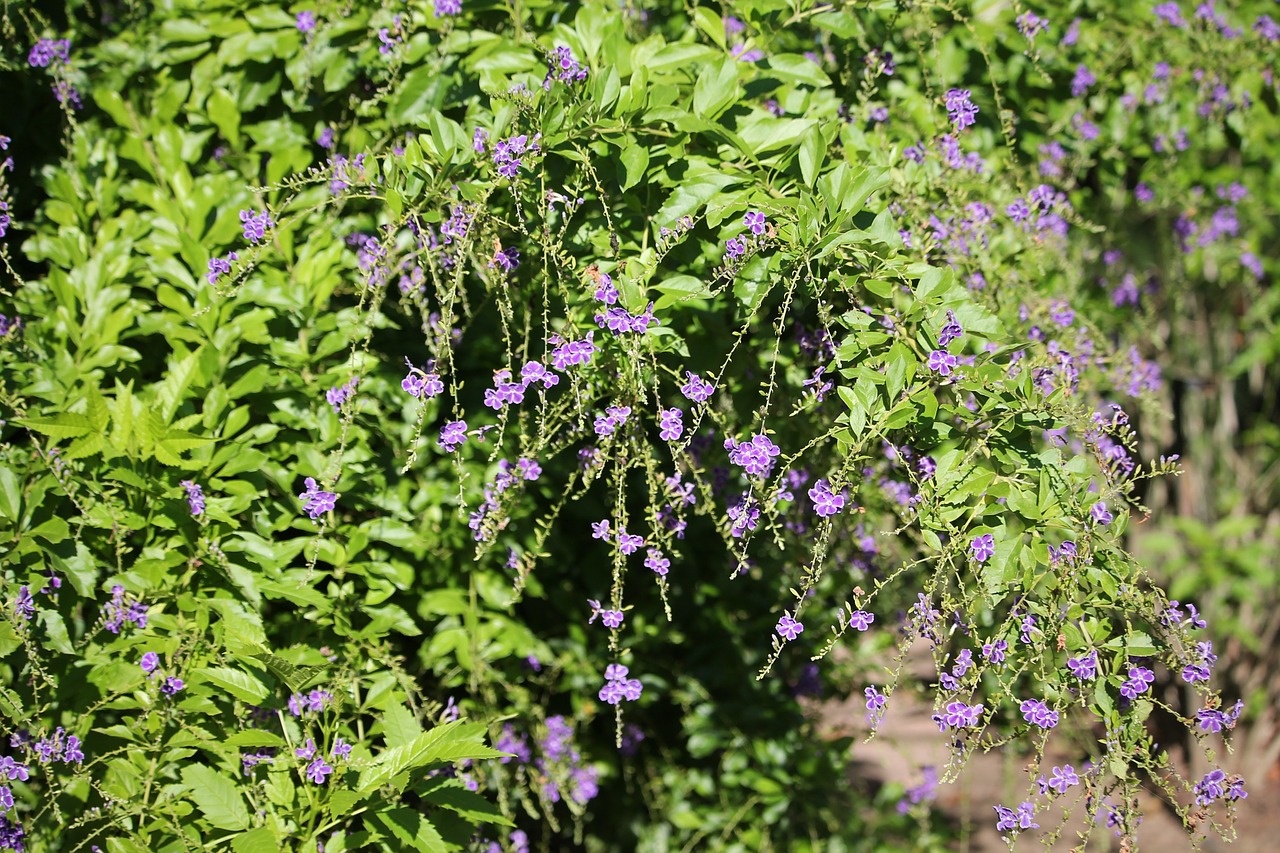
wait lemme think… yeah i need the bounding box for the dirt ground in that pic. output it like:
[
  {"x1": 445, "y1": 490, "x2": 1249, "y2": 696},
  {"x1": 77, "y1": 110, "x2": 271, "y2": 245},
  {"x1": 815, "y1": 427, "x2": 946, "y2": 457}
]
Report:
[{"x1": 815, "y1": 676, "x2": 1280, "y2": 852}]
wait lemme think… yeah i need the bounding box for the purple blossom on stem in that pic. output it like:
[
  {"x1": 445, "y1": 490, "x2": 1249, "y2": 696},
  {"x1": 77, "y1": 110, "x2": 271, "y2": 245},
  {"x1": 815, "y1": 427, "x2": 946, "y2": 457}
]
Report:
[
  {"x1": 438, "y1": 420, "x2": 467, "y2": 453},
  {"x1": 239, "y1": 209, "x2": 273, "y2": 244},
  {"x1": 776, "y1": 614, "x2": 804, "y2": 641},
  {"x1": 298, "y1": 477, "x2": 338, "y2": 519},
  {"x1": 680, "y1": 372, "x2": 716, "y2": 403},
  {"x1": 945, "y1": 88, "x2": 979, "y2": 129},
  {"x1": 970, "y1": 534, "x2": 995, "y2": 562},
  {"x1": 927, "y1": 350, "x2": 958, "y2": 375},
  {"x1": 180, "y1": 480, "x2": 205, "y2": 517}
]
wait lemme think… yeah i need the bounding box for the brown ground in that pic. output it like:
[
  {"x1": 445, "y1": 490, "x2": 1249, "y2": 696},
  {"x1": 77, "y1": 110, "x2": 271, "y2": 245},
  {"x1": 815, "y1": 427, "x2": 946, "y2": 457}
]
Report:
[{"x1": 816, "y1": 675, "x2": 1280, "y2": 852}]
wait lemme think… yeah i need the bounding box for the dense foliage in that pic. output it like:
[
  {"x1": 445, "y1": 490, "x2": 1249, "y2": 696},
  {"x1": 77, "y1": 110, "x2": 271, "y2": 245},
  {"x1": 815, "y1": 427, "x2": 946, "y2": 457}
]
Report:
[{"x1": 1, "y1": 0, "x2": 1276, "y2": 850}]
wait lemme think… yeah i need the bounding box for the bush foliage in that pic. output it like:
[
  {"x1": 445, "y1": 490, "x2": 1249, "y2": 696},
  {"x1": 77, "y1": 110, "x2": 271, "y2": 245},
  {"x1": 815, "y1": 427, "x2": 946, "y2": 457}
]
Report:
[{"x1": 1, "y1": 0, "x2": 1276, "y2": 850}]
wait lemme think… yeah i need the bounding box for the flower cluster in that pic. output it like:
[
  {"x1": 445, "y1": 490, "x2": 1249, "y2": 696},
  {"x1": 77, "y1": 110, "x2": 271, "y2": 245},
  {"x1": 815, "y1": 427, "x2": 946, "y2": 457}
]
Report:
[
  {"x1": 545, "y1": 45, "x2": 588, "y2": 87},
  {"x1": 726, "y1": 433, "x2": 782, "y2": 479},
  {"x1": 597, "y1": 664, "x2": 643, "y2": 705},
  {"x1": 239, "y1": 209, "x2": 273, "y2": 243},
  {"x1": 932, "y1": 700, "x2": 983, "y2": 731},
  {"x1": 994, "y1": 801, "x2": 1038, "y2": 833},
  {"x1": 808, "y1": 478, "x2": 847, "y2": 518},
  {"x1": 945, "y1": 88, "x2": 979, "y2": 129},
  {"x1": 103, "y1": 585, "x2": 148, "y2": 634},
  {"x1": 206, "y1": 252, "x2": 238, "y2": 286},
  {"x1": 180, "y1": 480, "x2": 205, "y2": 517},
  {"x1": 593, "y1": 405, "x2": 632, "y2": 438},
  {"x1": 402, "y1": 362, "x2": 444, "y2": 398},
  {"x1": 28, "y1": 38, "x2": 71, "y2": 68},
  {"x1": 298, "y1": 477, "x2": 338, "y2": 520},
  {"x1": 287, "y1": 689, "x2": 334, "y2": 717},
  {"x1": 680, "y1": 372, "x2": 716, "y2": 402},
  {"x1": 492, "y1": 134, "x2": 538, "y2": 180},
  {"x1": 325, "y1": 377, "x2": 359, "y2": 413},
  {"x1": 1019, "y1": 698, "x2": 1059, "y2": 729}
]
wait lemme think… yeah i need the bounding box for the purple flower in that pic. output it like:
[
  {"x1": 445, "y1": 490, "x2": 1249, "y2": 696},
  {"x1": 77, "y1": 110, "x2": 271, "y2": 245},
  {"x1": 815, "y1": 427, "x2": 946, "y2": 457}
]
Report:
[
  {"x1": 435, "y1": 0, "x2": 462, "y2": 16},
  {"x1": 776, "y1": 614, "x2": 804, "y2": 641},
  {"x1": 62, "y1": 735, "x2": 84, "y2": 764},
  {"x1": 591, "y1": 520, "x2": 611, "y2": 540},
  {"x1": 970, "y1": 534, "x2": 995, "y2": 563},
  {"x1": 306, "y1": 757, "x2": 333, "y2": 784},
  {"x1": 298, "y1": 477, "x2": 338, "y2": 520},
  {"x1": 0, "y1": 758, "x2": 29, "y2": 782},
  {"x1": 743, "y1": 210, "x2": 767, "y2": 236},
  {"x1": 848, "y1": 610, "x2": 874, "y2": 631},
  {"x1": 617, "y1": 531, "x2": 644, "y2": 555},
  {"x1": 438, "y1": 420, "x2": 467, "y2": 452},
  {"x1": 727, "y1": 433, "x2": 782, "y2": 479},
  {"x1": 296, "y1": 738, "x2": 317, "y2": 760},
  {"x1": 28, "y1": 38, "x2": 71, "y2": 68},
  {"x1": 545, "y1": 45, "x2": 588, "y2": 87},
  {"x1": 326, "y1": 377, "x2": 359, "y2": 413},
  {"x1": 331, "y1": 737, "x2": 352, "y2": 759},
  {"x1": 140, "y1": 652, "x2": 160, "y2": 674},
  {"x1": 206, "y1": 252, "x2": 238, "y2": 286},
  {"x1": 1019, "y1": 698, "x2": 1059, "y2": 729},
  {"x1": 1047, "y1": 764, "x2": 1079, "y2": 794},
  {"x1": 316, "y1": 127, "x2": 335, "y2": 149},
  {"x1": 1153, "y1": 3, "x2": 1186, "y2": 27},
  {"x1": 13, "y1": 586, "x2": 34, "y2": 621},
  {"x1": 239, "y1": 209, "x2": 273, "y2": 244},
  {"x1": 659, "y1": 408, "x2": 684, "y2": 441},
  {"x1": 935, "y1": 701, "x2": 984, "y2": 730},
  {"x1": 1071, "y1": 64, "x2": 1096, "y2": 97},
  {"x1": 1090, "y1": 501, "x2": 1114, "y2": 526},
  {"x1": 944, "y1": 88, "x2": 979, "y2": 130},
  {"x1": 680, "y1": 372, "x2": 716, "y2": 403},
  {"x1": 927, "y1": 350, "x2": 958, "y2": 376},
  {"x1": 724, "y1": 236, "x2": 748, "y2": 261},
  {"x1": 161, "y1": 677, "x2": 185, "y2": 696},
  {"x1": 808, "y1": 478, "x2": 848, "y2": 518},
  {"x1": 180, "y1": 480, "x2": 205, "y2": 517},
  {"x1": 1067, "y1": 650, "x2": 1098, "y2": 680},
  {"x1": 1119, "y1": 665, "x2": 1155, "y2": 699},
  {"x1": 937, "y1": 310, "x2": 963, "y2": 347},
  {"x1": 296, "y1": 11, "x2": 317, "y2": 33},
  {"x1": 644, "y1": 549, "x2": 670, "y2": 576}
]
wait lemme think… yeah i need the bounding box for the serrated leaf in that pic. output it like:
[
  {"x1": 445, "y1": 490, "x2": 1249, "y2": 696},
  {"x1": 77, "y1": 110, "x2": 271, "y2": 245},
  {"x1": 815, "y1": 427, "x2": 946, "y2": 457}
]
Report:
[
  {"x1": 358, "y1": 722, "x2": 502, "y2": 794},
  {"x1": 373, "y1": 807, "x2": 447, "y2": 853},
  {"x1": 423, "y1": 782, "x2": 513, "y2": 826},
  {"x1": 254, "y1": 652, "x2": 327, "y2": 693},
  {"x1": 181, "y1": 764, "x2": 251, "y2": 830},
  {"x1": 382, "y1": 703, "x2": 424, "y2": 749},
  {"x1": 16, "y1": 414, "x2": 94, "y2": 439}
]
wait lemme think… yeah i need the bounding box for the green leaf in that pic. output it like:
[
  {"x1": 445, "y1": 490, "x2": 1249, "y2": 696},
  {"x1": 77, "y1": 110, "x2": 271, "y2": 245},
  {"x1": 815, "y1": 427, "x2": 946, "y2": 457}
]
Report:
[
  {"x1": 799, "y1": 124, "x2": 823, "y2": 187},
  {"x1": 232, "y1": 827, "x2": 278, "y2": 853},
  {"x1": 763, "y1": 54, "x2": 832, "y2": 88},
  {"x1": 254, "y1": 652, "x2": 327, "y2": 693},
  {"x1": 181, "y1": 764, "x2": 251, "y2": 830},
  {"x1": 620, "y1": 142, "x2": 649, "y2": 191},
  {"x1": 208, "y1": 88, "x2": 241, "y2": 148},
  {"x1": 382, "y1": 703, "x2": 424, "y2": 749},
  {"x1": 192, "y1": 666, "x2": 270, "y2": 703},
  {"x1": 358, "y1": 722, "x2": 502, "y2": 794},
  {"x1": 653, "y1": 275, "x2": 713, "y2": 310},
  {"x1": 693, "y1": 57, "x2": 739, "y2": 120},
  {"x1": 373, "y1": 807, "x2": 448, "y2": 853},
  {"x1": 423, "y1": 782, "x2": 513, "y2": 826},
  {"x1": 915, "y1": 267, "x2": 954, "y2": 304},
  {"x1": 16, "y1": 414, "x2": 94, "y2": 439},
  {"x1": 0, "y1": 467, "x2": 20, "y2": 520}
]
